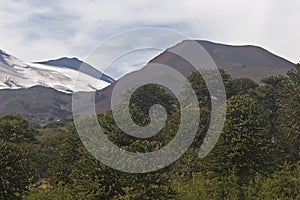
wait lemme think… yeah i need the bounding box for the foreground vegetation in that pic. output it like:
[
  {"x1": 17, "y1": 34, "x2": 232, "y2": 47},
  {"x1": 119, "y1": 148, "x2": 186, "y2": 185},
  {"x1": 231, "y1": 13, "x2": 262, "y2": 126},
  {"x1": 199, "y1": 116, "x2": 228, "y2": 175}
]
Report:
[{"x1": 0, "y1": 65, "x2": 300, "y2": 199}]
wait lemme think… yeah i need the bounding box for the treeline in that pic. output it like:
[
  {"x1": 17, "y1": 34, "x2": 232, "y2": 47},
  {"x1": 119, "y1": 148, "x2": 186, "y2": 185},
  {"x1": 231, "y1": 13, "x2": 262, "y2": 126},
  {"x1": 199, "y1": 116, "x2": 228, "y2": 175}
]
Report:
[{"x1": 0, "y1": 66, "x2": 300, "y2": 199}]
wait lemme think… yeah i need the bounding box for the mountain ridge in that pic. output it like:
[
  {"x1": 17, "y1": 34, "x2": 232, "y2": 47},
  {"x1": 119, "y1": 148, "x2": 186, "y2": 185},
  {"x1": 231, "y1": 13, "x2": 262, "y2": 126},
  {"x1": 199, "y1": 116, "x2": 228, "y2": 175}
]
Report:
[
  {"x1": 94, "y1": 40, "x2": 295, "y2": 113},
  {"x1": 149, "y1": 40, "x2": 294, "y2": 81},
  {"x1": 36, "y1": 57, "x2": 115, "y2": 83},
  {"x1": 0, "y1": 40, "x2": 296, "y2": 122}
]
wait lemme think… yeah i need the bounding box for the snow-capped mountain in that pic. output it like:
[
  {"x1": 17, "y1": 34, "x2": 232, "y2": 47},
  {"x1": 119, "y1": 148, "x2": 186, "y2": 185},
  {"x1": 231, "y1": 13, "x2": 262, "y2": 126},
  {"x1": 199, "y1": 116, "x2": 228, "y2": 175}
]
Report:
[{"x1": 0, "y1": 49, "x2": 113, "y2": 93}]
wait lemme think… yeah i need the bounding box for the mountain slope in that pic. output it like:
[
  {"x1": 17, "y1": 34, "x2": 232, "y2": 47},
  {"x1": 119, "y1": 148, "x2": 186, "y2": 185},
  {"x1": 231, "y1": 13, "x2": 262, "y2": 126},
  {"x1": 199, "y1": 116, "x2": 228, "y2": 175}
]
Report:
[
  {"x1": 0, "y1": 40, "x2": 295, "y2": 122},
  {"x1": 36, "y1": 57, "x2": 115, "y2": 83},
  {"x1": 150, "y1": 40, "x2": 295, "y2": 82},
  {"x1": 0, "y1": 50, "x2": 112, "y2": 93},
  {"x1": 94, "y1": 40, "x2": 295, "y2": 113},
  {"x1": 0, "y1": 86, "x2": 72, "y2": 123}
]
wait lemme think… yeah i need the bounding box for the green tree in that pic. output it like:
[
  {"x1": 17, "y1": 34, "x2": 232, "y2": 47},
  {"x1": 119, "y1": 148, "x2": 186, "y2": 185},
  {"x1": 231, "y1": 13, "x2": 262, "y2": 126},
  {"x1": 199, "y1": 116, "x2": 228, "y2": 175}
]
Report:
[
  {"x1": 251, "y1": 75, "x2": 288, "y2": 165},
  {"x1": 184, "y1": 69, "x2": 232, "y2": 108},
  {"x1": 228, "y1": 78, "x2": 258, "y2": 97},
  {"x1": 46, "y1": 124, "x2": 82, "y2": 185},
  {"x1": 0, "y1": 116, "x2": 38, "y2": 199},
  {"x1": 204, "y1": 95, "x2": 274, "y2": 199},
  {"x1": 0, "y1": 141, "x2": 35, "y2": 199},
  {"x1": 256, "y1": 162, "x2": 300, "y2": 199},
  {"x1": 277, "y1": 64, "x2": 300, "y2": 162},
  {"x1": 70, "y1": 151, "x2": 176, "y2": 200},
  {"x1": 0, "y1": 115, "x2": 35, "y2": 143}
]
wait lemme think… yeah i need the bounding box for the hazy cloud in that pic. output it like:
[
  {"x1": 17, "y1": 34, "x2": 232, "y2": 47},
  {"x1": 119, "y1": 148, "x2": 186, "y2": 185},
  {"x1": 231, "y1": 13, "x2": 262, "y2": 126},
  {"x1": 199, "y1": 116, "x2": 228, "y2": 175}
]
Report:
[{"x1": 0, "y1": 0, "x2": 299, "y2": 78}]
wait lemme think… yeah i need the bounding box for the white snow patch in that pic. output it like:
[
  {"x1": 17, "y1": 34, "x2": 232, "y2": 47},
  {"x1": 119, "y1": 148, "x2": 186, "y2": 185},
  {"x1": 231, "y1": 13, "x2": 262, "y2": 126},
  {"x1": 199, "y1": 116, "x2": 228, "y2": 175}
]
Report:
[{"x1": 0, "y1": 53, "x2": 110, "y2": 93}]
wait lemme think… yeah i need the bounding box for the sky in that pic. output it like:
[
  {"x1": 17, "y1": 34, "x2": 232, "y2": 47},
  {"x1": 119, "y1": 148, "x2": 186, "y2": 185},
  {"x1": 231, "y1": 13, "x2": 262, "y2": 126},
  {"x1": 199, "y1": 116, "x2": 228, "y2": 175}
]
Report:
[{"x1": 0, "y1": 0, "x2": 299, "y2": 79}]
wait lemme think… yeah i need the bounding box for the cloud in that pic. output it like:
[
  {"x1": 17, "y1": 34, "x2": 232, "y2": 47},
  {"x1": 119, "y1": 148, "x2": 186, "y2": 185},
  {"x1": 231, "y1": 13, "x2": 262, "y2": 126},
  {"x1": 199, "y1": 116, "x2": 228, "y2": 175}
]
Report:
[
  {"x1": 103, "y1": 49, "x2": 161, "y2": 79},
  {"x1": 0, "y1": 0, "x2": 299, "y2": 78}
]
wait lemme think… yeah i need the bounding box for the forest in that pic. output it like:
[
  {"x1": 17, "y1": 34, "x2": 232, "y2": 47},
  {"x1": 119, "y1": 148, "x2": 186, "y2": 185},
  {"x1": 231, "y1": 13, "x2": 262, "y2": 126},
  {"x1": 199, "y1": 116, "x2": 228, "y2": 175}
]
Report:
[{"x1": 0, "y1": 65, "x2": 300, "y2": 199}]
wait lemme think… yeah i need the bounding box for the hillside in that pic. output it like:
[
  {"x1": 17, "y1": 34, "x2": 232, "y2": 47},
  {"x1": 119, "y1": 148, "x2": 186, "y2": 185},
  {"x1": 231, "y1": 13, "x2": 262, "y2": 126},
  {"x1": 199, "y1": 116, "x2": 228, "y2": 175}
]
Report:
[
  {"x1": 95, "y1": 40, "x2": 295, "y2": 113},
  {"x1": 0, "y1": 86, "x2": 72, "y2": 123},
  {"x1": 0, "y1": 40, "x2": 295, "y2": 121}
]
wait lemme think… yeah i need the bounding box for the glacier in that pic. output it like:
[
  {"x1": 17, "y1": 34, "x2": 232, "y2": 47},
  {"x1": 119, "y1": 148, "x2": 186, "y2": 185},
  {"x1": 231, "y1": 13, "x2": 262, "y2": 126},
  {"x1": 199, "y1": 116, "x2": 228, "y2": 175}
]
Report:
[{"x1": 0, "y1": 49, "x2": 111, "y2": 93}]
